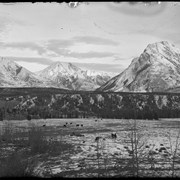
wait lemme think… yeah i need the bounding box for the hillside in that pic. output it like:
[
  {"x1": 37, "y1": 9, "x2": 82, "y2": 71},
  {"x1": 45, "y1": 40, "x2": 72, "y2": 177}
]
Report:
[
  {"x1": 97, "y1": 41, "x2": 180, "y2": 92},
  {"x1": 1, "y1": 88, "x2": 180, "y2": 120},
  {"x1": 0, "y1": 58, "x2": 47, "y2": 87}
]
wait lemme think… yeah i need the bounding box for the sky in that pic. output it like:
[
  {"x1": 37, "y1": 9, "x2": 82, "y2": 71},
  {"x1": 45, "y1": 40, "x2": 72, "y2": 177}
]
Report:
[{"x1": 0, "y1": 2, "x2": 180, "y2": 73}]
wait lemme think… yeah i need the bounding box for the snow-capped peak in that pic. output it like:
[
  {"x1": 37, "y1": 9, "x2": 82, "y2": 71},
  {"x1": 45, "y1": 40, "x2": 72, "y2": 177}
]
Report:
[
  {"x1": 37, "y1": 61, "x2": 82, "y2": 78},
  {"x1": 0, "y1": 57, "x2": 21, "y2": 69},
  {"x1": 36, "y1": 61, "x2": 114, "y2": 90},
  {"x1": 144, "y1": 41, "x2": 180, "y2": 56},
  {"x1": 0, "y1": 57, "x2": 50, "y2": 87},
  {"x1": 97, "y1": 41, "x2": 180, "y2": 92},
  {"x1": 0, "y1": 58, "x2": 115, "y2": 90}
]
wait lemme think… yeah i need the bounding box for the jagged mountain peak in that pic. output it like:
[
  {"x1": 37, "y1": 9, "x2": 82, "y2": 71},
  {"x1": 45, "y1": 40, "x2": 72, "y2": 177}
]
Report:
[
  {"x1": 0, "y1": 57, "x2": 36, "y2": 76},
  {"x1": 147, "y1": 41, "x2": 171, "y2": 48},
  {"x1": 47, "y1": 61, "x2": 81, "y2": 70},
  {"x1": 144, "y1": 41, "x2": 180, "y2": 56},
  {"x1": 0, "y1": 57, "x2": 23, "y2": 77},
  {"x1": 37, "y1": 61, "x2": 113, "y2": 90},
  {"x1": 0, "y1": 58, "x2": 113, "y2": 90},
  {"x1": 0, "y1": 57, "x2": 13, "y2": 63},
  {"x1": 97, "y1": 41, "x2": 180, "y2": 92},
  {"x1": 0, "y1": 57, "x2": 20, "y2": 69},
  {"x1": 38, "y1": 61, "x2": 82, "y2": 79},
  {"x1": 0, "y1": 57, "x2": 50, "y2": 87},
  {"x1": 146, "y1": 41, "x2": 172, "y2": 48}
]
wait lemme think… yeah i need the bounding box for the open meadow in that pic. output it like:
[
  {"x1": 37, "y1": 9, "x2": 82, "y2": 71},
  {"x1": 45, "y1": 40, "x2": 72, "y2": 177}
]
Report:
[{"x1": 1, "y1": 118, "x2": 180, "y2": 177}]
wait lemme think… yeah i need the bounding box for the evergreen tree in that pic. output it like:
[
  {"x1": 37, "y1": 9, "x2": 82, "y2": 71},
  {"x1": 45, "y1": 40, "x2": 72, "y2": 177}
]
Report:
[
  {"x1": 27, "y1": 114, "x2": 31, "y2": 121},
  {"x1": 0, "y1": 109, "x2": 3, "y2": 121}
]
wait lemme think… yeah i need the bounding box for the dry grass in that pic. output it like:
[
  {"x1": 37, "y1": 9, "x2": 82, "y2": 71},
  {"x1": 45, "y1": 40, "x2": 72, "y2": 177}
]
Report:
[
  {"x1": 0, "y1": 150, "x2": 34, "y2": 177},
  {"x1": 0, "y1": 121, "x2": 73, "y2": 177},
  {"x1": 1, "y1": 119, "x2": 180, "y2": 177}
]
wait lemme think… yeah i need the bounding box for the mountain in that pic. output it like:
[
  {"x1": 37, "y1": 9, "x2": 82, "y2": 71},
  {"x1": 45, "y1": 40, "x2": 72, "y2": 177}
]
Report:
[
  {"x1": 97, "y1": 41, "x2": 180, "y2": 92},
  {"x1": 0, "y1": 57, "x2": 48, "y2": 87},
  {"x1": 0, "y1": 58, "x2": 114, "y2": 90},
  {"x1": 36, "y1": 61, "x2": 113, "y2": 90}
]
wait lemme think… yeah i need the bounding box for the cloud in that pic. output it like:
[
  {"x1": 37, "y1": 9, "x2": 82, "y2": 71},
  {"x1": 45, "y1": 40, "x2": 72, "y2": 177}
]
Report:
[
  {"x1": 73, "y1": 62, "x2": 125, "y2": 73},
  {"x1": 0, "y1": 14, "x2": 30, "y2": 40},
  {"x1": 2, "y1": 42, "x2": 47, "y2": 55},
  {"x1": 0, "y1": 40, "x2": 116, "y2": 60},
  {"x1": 67, "y1": 51, "x2": 115, "y2": 59},
  {"x1": 0, "y1": 35, "x2": 119, "y2": 58},
  {"x1": 113, "y1": 55, "x2": 136, "y2": 61},
  {"x1": 46, "y1": 36, "x2": 118, "y2": 49},
  {"x1": 48, "y1": 47, "x2": 115, "y2": 59},
  {"x1": 72, "y1": 36, "x2": 119, "y2": 46},
  {"x1": 0, "y1": 17, "x2": 12, "y2": 38},
  {"x1": 46, "y1": 36, "x2": 118, "y2": 59},
  {"x1": 5, "y1": 56, "x2": 53, "y2": 65},
  {"x1": 47, "y1": 39, "x2": 74, "y2": 49},
  {"x1": 0, "y1": 34, "x2": 119, "y2": 62}
]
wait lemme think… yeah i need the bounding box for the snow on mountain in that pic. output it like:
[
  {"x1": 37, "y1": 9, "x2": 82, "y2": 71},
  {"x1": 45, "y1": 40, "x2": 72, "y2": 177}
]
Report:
[
  {"x1": 0, "y1": 58, "x2": 114, "y2": 90},
  {"x1": 36, "y1": 61, "x2": 114, "y2": 90},
  {"x1": 97, "y1": 41, "x2": 180, "y2": 92},
  {"x1": 0, "y1": 57, "x2": 48, "y2": 87}
]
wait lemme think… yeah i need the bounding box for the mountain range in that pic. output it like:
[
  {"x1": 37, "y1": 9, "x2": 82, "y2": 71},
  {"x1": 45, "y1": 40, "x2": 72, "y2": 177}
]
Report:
[
  {"x1": 1, "y1": 41, "x2": 180, "y2": 92},
  {"x1": 0, "y1": 58, "x2": 115, "y2": 90}
]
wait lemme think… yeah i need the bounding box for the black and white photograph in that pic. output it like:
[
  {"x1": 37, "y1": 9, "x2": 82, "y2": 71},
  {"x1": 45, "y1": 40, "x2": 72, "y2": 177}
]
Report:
[{"x1": 0, "y1": 1, "x2": 180, "y2": 177}]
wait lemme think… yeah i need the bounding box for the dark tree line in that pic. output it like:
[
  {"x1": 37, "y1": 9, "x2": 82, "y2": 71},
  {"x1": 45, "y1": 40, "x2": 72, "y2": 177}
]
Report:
[{"x1": 2, "y1": 92, "x2": 180, "y2": 120}]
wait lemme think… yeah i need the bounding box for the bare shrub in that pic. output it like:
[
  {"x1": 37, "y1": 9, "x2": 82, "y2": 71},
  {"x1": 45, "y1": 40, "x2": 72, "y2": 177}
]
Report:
[
  {"x1": 0, "y1": 121, "x2": 14, "y2": 143},
  {"x1": 0, "y1": 150, "x2": 34, "y2": 177},
  {"x1": 0, "y1": 121, "x2": 74, "y2": 177},
  {"x1": 27, "y1": 125, "x2": 48, "y2": 154},
  {"x1": 114, "y1": 119, "x2": 148, "y2": 177},
  {"x1": 167, "y1": 129, "x2": 180, "y2": 177}
]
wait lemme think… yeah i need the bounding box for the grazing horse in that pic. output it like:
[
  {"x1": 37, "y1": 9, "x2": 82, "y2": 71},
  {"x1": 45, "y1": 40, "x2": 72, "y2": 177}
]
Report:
[
  {"x1": 76, "y1": 124, "x2": 80, "y2": 127},
  {"x1": 63, "y1": 125, "x2": 67, "y2": 127},
  {"x1": 42, "y1": 124, "x2": 46, "y2": 127},
  {"x1": 70, "y1": 132, "x2": 75, "y2": 136},
  {"x1": 159, "y1": 147, "x2": 166, "y2": 152},
  {"x1": 81, "y1": 124, "x2": 83, "y2": 127},
  {"x1": 111, "y1": 133, "x2": 117, "y2": 139}
]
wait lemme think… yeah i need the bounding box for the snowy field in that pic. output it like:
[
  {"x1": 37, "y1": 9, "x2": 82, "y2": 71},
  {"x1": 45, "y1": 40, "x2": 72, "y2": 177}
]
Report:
[{"x1": 1, "y1": 118, "x2": 180, "y2": 177}]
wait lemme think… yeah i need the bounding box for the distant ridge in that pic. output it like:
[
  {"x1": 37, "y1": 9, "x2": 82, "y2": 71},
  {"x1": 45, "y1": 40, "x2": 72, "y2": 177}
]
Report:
[{"x1": 0, "y1": 58, "x2": 114, "y2": 90}]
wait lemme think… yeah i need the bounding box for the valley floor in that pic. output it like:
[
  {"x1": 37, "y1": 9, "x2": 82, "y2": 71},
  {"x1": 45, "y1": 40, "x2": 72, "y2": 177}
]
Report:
[{"x1": 1, "y1": 118, "x2": 180, "y2": 177}]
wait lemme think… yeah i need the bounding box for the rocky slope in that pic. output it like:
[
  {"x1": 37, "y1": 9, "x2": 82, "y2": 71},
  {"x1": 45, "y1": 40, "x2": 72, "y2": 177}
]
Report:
[
  {"x1": 0, "y1": 57, "x2": 49, "y2": 87},
  {"x1": 36, "y1": 61, "x2": 112, "y2": 90},
  {"x1": 97, "y1": 41, "x2": 180, "y2": 92},
  {"x1": 2, "y1": 89, "x2": 180, "y2": 120},
  {"x1": 0, "y1": 58, "x2": 114, "y2": 90}
]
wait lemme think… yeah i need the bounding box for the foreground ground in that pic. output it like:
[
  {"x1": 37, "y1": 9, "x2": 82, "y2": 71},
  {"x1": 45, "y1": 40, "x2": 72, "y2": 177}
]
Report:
[{"x1": 1, "y1": 118, "x2": 180, "y2": 177}]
